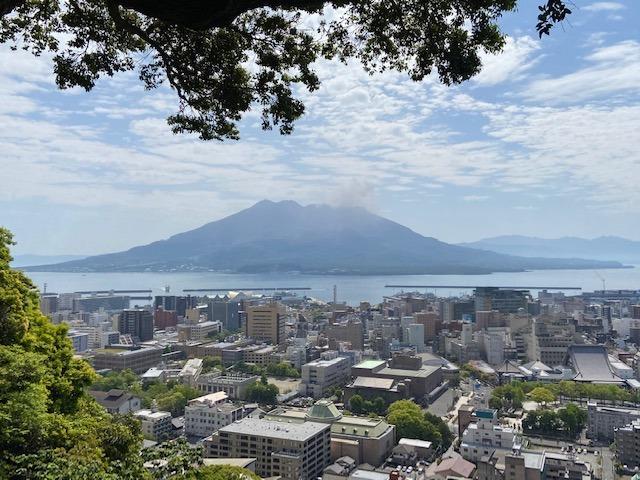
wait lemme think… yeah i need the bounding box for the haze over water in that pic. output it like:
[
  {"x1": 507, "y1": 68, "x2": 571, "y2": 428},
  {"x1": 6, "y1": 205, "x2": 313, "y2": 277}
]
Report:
[{"x1": 26, "y1": 266, "x2": 640, "y2": 305}]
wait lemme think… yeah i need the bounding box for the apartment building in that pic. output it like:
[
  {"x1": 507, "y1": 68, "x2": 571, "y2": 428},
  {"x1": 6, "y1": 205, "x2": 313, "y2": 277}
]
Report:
[
  {"x1": 184, "y1": 391, "x2": 247, "y2": 438},
  {"x1": 134, "y1": 408, "x2": 173, "y2": 442},
  {"x1": 299, "y1": 352, "x2": 351, "y2": 398},
  {"x1": 204, "y1": 417, "x2": 331, "y2": 480},
  {"x1": 614, "y1": 419, "x2": 640, "y2": 468},
  {"x1": 532, "y1": 316, "x2": 576, "y2": 366},
  {"x1": 118, "y1": 309, "x2": 154, "y2": 342}
]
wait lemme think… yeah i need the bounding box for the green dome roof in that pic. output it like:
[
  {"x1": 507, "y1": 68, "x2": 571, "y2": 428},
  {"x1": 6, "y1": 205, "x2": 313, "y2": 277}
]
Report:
[{"x1": 306, "y1": 400, "x2": 342, "y2": 423}]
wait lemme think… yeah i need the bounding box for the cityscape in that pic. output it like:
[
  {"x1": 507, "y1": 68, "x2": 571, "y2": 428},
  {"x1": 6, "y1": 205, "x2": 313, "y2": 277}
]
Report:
[
  {"x1": 32, "y1": 281, "x2": 640, "y2": 479},
  {"x1": 1, "y1": 0, "x2": 639, "y2": 479}
]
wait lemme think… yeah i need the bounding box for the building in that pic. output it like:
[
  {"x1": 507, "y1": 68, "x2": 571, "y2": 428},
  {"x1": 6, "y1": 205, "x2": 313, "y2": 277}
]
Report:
[
  {"x1": 89, "y1": 389, "x2": 141, "y2": 414},
  {"x1": 265, "y1": 400, "x2": 396, "y2": 467},
  {"x1": 615, "y1": 419, "x2": 640, "y2": 468},
  {"x1": 118, "y1": 309, "x2": 154, "y2": 342},
  {"x1": 474, "y1": 288, "x2": 529, "y2": 314},
  {"x1": 40, "y1": 295, "x2": 59, "y2": 315},
  {"x1": 178, "y1": 358, "x2": 203, "y2": 386},
  {"x1": 403, "y1": 323, "x2": 426, "y2": 353},
  {"x1": 415, "y1": 311, "x2": 441, "y2": 341},
  {"x1": 299, "y1": 353, "x2": 352, "y2": 398},
  {"x1": 92, "y1": 346, "x2": 163, "y2": 374},
  {"x1": 154, "y1": 295, "x2": 199, "y2": 317},
  {"x1": 349, "y1": 355, "x2": 443, "y2": 401},
  {"x1": 204, "y1": 417, "x2": 331, "y2": 480},
  {"x1": 532, "y1": 316, "x2": 576, "y2": 367},
  {"x1": 154, "y1": 307, "x2": 178, "y2": 330},
  {"x1": 245, "y1": 302, "x2": 285, "y2": 345},
  {"x1": 483, "y1": 449, "x2": 592, "y2": 480},
  {"x1": 207, "y1": 295, "x2": 242, "y2": 331},
  {"x1": 177, "y1": 320, "x2": 221, "y2": 342},
  {"x1": 243, "y1": 345, "x2": 277, "y2": 367},
  {"x1": 425, "y1": 454, "x2": 475, "y2": 479},
  {"x1": 76, "y1": 295, "x2": 130, "y2": 313},
  {"x1": 184, "y1": 391, "x2": 247, "y2": 438},
  {"x1": 479, "y1": 329, "x2": 506, "y2": 366},
  {"x1": 325, "y1": 319, "x2": 364, "y2": 350},
  {"x1": 587, "y1": 402, "x2": 640, "y2": 441},
  {"x1": 67, "y1": 331, "x2": 89, "y2": 352},
  {"x1": 460, "y1": 409, "x2": 521, "y2": 462},
  {"x1": 134, "y1": 407, "x2": 173, "y2": 442},
  {"x1": 196, "y1": 371, "x2": 259, "y2": 400}
]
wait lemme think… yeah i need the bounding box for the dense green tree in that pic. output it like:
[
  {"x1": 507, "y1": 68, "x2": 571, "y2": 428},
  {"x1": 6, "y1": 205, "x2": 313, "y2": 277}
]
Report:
[
  {"x1": 0, "y1": 228, "x2": 148, "y2": 478},
  {"x1": 0, "y1": 1, "x2": 571, "y2": 141},
  {"x1": 246, "y1": 375, "x2": 278, "y2": 404},
  {"x1": 523, "y1": 403, "x2": 587, "y2": 439},
  {"x1": 386, "y1": 400, "x2": 453, "y2": 450},
  {"x1": 529, "y1": 386, "x2": 556, "y2": 406},
  {"x1": 349, "y1": 394, "x2": 365, "y2": 414},
  {"x1": 266, "y1": 362, "x2": 301, "y2": 378},
  {"x1": 202, "y1": 356, "x2": 223, "y2": 373},
  {"x1": 178, "y1": 465, "x2": 260, "y2": 480}
]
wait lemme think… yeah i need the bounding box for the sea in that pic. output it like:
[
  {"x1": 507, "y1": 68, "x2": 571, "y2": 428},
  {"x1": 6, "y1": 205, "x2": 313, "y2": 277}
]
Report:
[{"x1": 24, "y1": 265, "x2": 640, "y2": 306}]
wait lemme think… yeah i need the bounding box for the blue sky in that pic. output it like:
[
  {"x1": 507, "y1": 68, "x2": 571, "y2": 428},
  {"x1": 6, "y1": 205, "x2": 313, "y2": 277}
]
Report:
[{"x1": 1, "y1": 1, "x2": 640, "y2": 255}]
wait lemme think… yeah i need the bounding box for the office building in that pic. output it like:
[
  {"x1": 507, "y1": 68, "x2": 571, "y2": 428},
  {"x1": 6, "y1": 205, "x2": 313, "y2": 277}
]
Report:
[
  {"x1": 403, "y1": 323, "x2": 426, "y2": 352},
  {"x1": 92, "y1": 346, "x2": 163, "y2": 374},
  {"x1": 118, "y1": 309, "x2": 154, "y2": 342},
  {"x1": 245, "y1": 302, "x2": 285, "y2": 345},
  {"x1": 587, "y1": 402, "x2": 640, "y2": 441},
  {"x1": 299, "y1": 352, "x2": 352, "y2": 398},
  {"x1": 474, "y1": 287, "x2": 529, "y2": 314},
  {"x1": 415, "y1": 311, "x2": 441, "y2": 341},
  {"x1": 207, "y1": 295, "x2": 242, "y2": 331},
  {"x1": 77, "y1": 295, "x2": 130, "y2": 313},
  {"x1": 325, "y1": 319, "x2": 364, "y2": 350},
  {"x1": 184, "y1": 391, "x2": 247, "y2": 438},
  {"x1": 615, "y1": 419, "x2": 640, "y2": 468},
  {"x1": 154, "y1": 295, "x2": 199, "y2": 317},
  {"x1": 177, "y1": 320, "x2": 221, "y2": 342},
  {"x1": 204, "y1": 417, "x2": 331, "y2": 480}
]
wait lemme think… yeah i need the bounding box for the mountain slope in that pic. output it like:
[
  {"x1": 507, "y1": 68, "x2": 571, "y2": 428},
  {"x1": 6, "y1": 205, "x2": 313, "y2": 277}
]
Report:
[
  {"x1": 460, "y1": 235, "x2": 640, "y2": 263},
  {"x1": 24, "y1": 201, "x2": 625, "y2": 274}
]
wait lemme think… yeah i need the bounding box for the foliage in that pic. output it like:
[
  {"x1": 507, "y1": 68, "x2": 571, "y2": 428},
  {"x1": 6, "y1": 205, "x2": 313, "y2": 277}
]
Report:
[
  {"x1": 92, "y1": 369, "x2": 201, "y2": 416},
  {"x1": 519, "y1": 380, "x2": 638, "y2": 403},
  {"x1": 348, "y1": 394, "x2": 387, "y2": 415},
  {"x1": 233, "y1": 361, "x2": 265, "y2": 376},
  {"x1": 202, "y1": 356, "x2": 223, "y2": 373},
  {"x1": 489, "y1": 383, "x2": 525, "y2": 411},
  {"x1": 523, "y1": 403, "x2": 587, "y2": 438},
  {"x1": 528, "y1": 386, "x2": 556, "y2": 405},
  {"x1": 386, "y1": 400, "x2": 453, "y2": 451},
  {"x1": 265, "y1": 362, "x2": 300, "y2": 378},
  {"x1": 0, "y1": 227, "x2": 148, "y2": 478},
  {"x1": 461, "y1": 363, "x2": 495, "y2": 384},
  {"x1": 326, "y1": 386, "x2": 343, "y2": 401},
  {"x1": 141, "y1": 438, "x2": 204, "y2": 478},
  {"x1": 0, "y1": 0, "x2": 568, "y2": 141},
  {"x1": 178, "y1": 465, "x2": 260, "y2": 480},
  {"x1": 245, "y1": 375, "x2": 278, "y2": 404}
]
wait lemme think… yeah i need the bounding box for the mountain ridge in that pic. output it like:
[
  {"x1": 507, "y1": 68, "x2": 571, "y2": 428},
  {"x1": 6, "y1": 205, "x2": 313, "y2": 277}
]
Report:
[
  {"x1": 22, "y1": 200, "x2": 625, "y2": 275},
  {"x1": 460, "y1": 235, "x2": 640, "y2": 263}
]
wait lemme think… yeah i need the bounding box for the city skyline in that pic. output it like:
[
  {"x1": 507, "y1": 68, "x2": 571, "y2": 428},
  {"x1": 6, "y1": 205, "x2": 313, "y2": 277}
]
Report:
[{"x1": 2, "y1": 1, "x2": 640, "y2": 255}]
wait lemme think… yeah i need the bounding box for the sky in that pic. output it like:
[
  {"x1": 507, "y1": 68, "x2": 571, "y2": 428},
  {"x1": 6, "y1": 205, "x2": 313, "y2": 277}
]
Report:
[{"x1": 1, "y1": 1, "x2": 640, "y2": 256}]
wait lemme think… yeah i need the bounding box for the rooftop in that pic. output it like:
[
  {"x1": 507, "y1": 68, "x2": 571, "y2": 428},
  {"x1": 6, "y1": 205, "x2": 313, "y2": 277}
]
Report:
[
  {"x1": 218, "y1": 417, "x2": 329, "y2": 441},
  {"x1": 350, "y1": 376, "x2": 395, "y2": 390},
  {"x1": 353, "y1": 360, "x2": 386, "y2": 370},
  {"x1": 378, "y1": 365, "x2": 439, "y2": 378}
]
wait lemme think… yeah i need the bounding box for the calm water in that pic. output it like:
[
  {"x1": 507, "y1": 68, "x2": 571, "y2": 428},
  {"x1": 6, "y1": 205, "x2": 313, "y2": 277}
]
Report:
[{"x1": 25, "y1": 266, "x2": 640, "y2": 305}]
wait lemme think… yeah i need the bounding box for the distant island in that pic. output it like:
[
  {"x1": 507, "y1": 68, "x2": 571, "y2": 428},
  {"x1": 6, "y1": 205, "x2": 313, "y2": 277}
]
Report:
[{"x1": 23, "y1": 200, "x2": 625, "y2": 275}]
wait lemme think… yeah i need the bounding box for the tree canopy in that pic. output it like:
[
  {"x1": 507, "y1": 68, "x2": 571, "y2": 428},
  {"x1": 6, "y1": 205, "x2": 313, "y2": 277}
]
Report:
[
  {"x1": 386, "y1": 399, "x2": 453, "y2": 451},
  {"x1": 0, "y1": 0, "x2": 571, "y2": 140}
]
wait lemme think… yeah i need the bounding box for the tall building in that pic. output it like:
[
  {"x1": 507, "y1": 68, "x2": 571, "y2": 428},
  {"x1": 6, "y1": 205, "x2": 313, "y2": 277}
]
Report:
[
  {"x1": 325, "y1": 318, "x2": 364, "y2": 350},
  {"x1": 415, "y1": 311, "x2": 441, "y2": 341},
  {"x1": 204, "y1": 417, "x2": 331, "y2": 480},
  {"x1": 587, "y1": 402, "x2": 640, "y2": 441},
  {"x1": 118, "y1": 309, "x2": 154, "y2": 342},
  {"x1": 632, "y1": 305, "x2": 640, "y2": 320},
  {"x1": 245, "y1": 302, "x2": 285, "y2": 345},
  {"x1": 614, "y1": 419, "x2": 640, "y2": 467},
  {"x1": 154, "y1": 295, "x2": 199, "y2": 317},
  {"x1": 154, "y1": 307, "x2": 178, "y2": 330},
  {"x1": 207, "y1": 295, "x2": 241, "y2": 331},
  {"x1": 184, "y1": 391, "x2": 247, "y2": 438},
  {"x1": 403, "y1": 324, "x2": 426, "y2": 353},
  {"x1": 474, "y1": 287, "x2": 529, "y2": 314}
]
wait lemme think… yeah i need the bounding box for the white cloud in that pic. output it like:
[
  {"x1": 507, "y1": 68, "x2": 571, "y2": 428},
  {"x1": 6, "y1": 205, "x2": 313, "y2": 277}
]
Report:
[
  {"x1": 583, "y1": 2, "x2": 626, "y2": 12},
  {"x1": 522, "y1": 41, "x2": 640, "y2": 103},
  {"x1": 474, "y1": 36, "x2": 541, "y2": 86}
]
